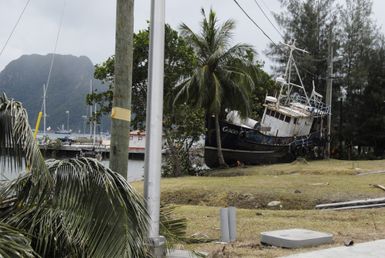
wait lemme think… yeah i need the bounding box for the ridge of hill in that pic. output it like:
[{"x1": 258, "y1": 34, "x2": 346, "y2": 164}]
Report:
[{"x1": 0, "y1": 54, "x2": 106, "y2": 132}]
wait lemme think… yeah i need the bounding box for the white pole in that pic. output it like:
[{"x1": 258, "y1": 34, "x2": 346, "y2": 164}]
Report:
[
  {"x1": 89, "y1": 79, "x2": 93, "y2": 137},
  {"x1": 66, "y1": 110, "x2": 70, "y2": 131},
  {"x1": 144, "y1": 0, "x2": 165, "y2": 252}
]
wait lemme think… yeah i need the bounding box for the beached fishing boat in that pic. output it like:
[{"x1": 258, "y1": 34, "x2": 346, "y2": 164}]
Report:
[{"x1": 204, "y1": 42, "x2": 330, "y2": 167}]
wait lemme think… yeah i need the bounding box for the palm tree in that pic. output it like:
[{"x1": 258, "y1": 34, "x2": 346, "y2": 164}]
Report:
[
  {"x1": 0, "y1": 93, "x2": 150, "y2": 257},
  {"x1": 175, "y1": 8, "x2": 255, "y2": 167}
]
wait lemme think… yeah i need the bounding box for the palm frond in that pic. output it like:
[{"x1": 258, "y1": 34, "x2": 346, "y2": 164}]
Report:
[
  {"x1": 159, "y1": 205, "x2": 187, "y2": 248},
  {"x1": 2, "y1": 158, "x2": 150, "y2": 258},
  {"x1": 0, "y1": 222, "x2": 37, "y2": 258},
  {"x1": 0, "y1": 93, "x2": 50, "y2": 184}
]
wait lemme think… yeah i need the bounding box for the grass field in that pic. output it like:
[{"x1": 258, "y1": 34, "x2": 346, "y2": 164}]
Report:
[{"x1": 132, "y1": 159, "x2": 385, "y2": 257}]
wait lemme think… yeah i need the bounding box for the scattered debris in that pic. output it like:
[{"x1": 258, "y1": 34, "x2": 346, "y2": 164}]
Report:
[
  {"x1": 267, "y1": 201, "x2": 282, "y2": 207},
  {"x1": 292, "y1": 157, "x2": 309, "y2": 165},
  {"x1": 357, "y1": 170, "x2": 385, "y2": 176},
  {"x1": 309, "y1": 182, "x2": 329, "y2": 186},
  {"x1": 370, "y1": 184, "x2": 385, "y2": 192},
  {"x1": 316, "y1": 197, "x2": 385, "y2": 210},
  {"x1": 344, "y1": 239, "x2": 354, "y2": 246}
]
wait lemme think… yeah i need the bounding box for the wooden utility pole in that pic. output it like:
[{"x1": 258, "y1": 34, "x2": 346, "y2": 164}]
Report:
[
  {"x1": 325, "y1": 28, "x2": 333, "y2": 158},
  {"x1": 110, "y1": 0, "x2": 134, "y2": 178}
]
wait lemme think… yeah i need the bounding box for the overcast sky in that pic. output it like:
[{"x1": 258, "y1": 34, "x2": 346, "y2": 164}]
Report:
[{"x1": 0, "y1": 0, "x2": 384, "y2": 73}]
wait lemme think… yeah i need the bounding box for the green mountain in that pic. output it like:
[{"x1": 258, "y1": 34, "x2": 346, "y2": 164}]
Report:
[{"x1": 0, "y1": 54, "x2": 105, "y2": 133}]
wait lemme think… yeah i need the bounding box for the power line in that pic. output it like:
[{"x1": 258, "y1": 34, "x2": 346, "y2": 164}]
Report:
[
  {"x1": 233, "y1": 0, "x2": 278, "y2": 47},
  {"x1": 0, "y1": 0, "x2": 32, "y2": 58},
  {"x1": 253, "y1": 0, "x2": 284, "y2": 39}
]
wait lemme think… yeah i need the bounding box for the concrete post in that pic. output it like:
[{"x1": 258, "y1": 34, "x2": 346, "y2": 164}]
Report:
[
  {"x1": 228, "y1": 206, "x2": 237, "y2": 241},
  {"x1": 220, "y1": 208, "x2": 230, "y2": 243}
]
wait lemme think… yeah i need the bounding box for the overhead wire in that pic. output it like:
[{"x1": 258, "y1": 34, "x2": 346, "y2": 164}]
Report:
[
  {"x1": 253, "y1": 0, "x2": 284, "y2": 39},
  {"x1": 0, "y1": 0, "x2": 32, "y2": 58},
  {"x1": 233, "y1": 0, "x2": 278, "y2": 47}
]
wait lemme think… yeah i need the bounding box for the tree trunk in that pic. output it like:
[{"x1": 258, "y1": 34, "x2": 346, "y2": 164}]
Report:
[
  {"x1": 166, "y1": 135, "x2": 182, "y2": 177},
  {"x1": 214, "y1": 114, "x2": 228, "y2": 168},
  {"x1": 109, "y1": 0, "x2": 134, "y2": 178}
]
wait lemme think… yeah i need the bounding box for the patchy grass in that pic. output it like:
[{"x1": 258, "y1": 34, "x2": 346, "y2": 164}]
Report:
[
  {"x1": 172, "y1": 205, "x2": 385, "y2": 258},
  {"x1": 131, "y1": 159, "x2": 385, "y2": 256},
  {"x1": 133, "y1": 159, "x2": 385, "y2": 209}
]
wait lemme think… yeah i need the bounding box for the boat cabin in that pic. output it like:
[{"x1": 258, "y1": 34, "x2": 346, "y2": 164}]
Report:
[{"x1": 261, "y1": 97, "x2": 314, "y2": 137}]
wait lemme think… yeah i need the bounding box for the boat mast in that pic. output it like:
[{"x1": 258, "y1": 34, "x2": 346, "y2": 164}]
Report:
[
  {"x1": 89, "y1": 79, "x2": 93, "y2": 138},
  {"x1": 43, "y1": 83, "x2": 47, "y2": 136},
  {"x1": 90, "y1": 79, "x2": 96, "y2": 145},
  {"x1": 279, "y1": 41, "x2": 311, "y2": 105}
]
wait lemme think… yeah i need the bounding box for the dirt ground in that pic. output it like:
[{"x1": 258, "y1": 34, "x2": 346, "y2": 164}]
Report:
[{"x1": 132, "y1": 159, "x2": 385, "y2": 257}]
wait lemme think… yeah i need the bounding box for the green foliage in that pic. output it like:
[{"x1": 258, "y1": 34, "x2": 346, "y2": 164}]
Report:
[
  {"x1": 176, "y1": 8, "x2": 255, "y2": 118},
  {"x1": 175, "y1": 8, "x2": 269, "y2": 167},
  {"x1": 338, "y1": 0, "x2": 379, "y2": 154},
  {"x1": 90, "y1": 24, "x2": 196, "y2": 129},
  {"x1": 355, "y1": 39, "x2": 385, "y2": 156},
  {"x1": 271, "y1": 0, "x2": 338, "y2": 94},
  {"x1": 163, "y1": 104, "x2": 206, "y2": 177},
  {"x1": 91, "y1": 24, "x2": 205, "y2": 175},
  {"x1": 272, "y1": 0, "x2": 385, "y2": 158}
]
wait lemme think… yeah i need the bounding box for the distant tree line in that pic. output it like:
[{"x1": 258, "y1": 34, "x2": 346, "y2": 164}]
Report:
[{"x1": 270, "y1": 0, "x2": 385, "y2": 159}]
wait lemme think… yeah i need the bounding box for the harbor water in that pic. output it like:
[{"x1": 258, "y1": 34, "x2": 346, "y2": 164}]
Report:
[{"x1": 1, "y1": 158, "x2": 145, "y2": 183}]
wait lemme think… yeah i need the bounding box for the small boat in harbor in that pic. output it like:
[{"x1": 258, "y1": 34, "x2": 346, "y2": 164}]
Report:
[
  {"x1": 55, "y1": 124, "x2": 72, "y2": 135},
  {"x1": 204, "y1": 42, "x2": 330, "y2": 167}
]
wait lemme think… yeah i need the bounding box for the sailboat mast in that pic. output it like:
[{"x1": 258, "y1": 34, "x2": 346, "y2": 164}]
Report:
[
  {"x1": 43, "y1": 83, "x2": 47, "y2": 136},
  {"x1": 89, "y1": 79, "x2": 93, "y2": 137},
  {"x1": 91, "y1": 79, "x2": 96, "y2": 145}
]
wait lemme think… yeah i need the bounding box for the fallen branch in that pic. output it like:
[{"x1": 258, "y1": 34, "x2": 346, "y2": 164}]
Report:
[
  {"x1": 316, "y1": 197, "x2": 385, "y2": 210},
  {"x1": 357, "y1": 170, "x2": 385, "y2": 176},
  {"x1": 370, "y1": 184, "x2": 385, "y2": 192}
]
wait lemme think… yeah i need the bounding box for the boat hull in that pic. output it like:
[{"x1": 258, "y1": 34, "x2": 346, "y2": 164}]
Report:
[{"x1": 204, "y1": 120, "x2": 323, "y2": 167}]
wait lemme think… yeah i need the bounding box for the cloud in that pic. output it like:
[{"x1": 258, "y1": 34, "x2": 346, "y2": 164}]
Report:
[{"x1": 0, "y1": 0, "x2": 384, "y2": 72}]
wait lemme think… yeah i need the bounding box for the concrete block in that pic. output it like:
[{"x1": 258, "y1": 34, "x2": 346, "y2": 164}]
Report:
[{"x1": 260, "y1": 228, "x2": 333, "y2": 248}]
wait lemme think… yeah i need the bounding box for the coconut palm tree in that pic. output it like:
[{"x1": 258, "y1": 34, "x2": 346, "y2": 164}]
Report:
[
  {"x1": 0, "y1": 93, "x2": 150, "y2": 257},
  {"x1": 175, "y1": 8, "x2": 255, "y2": 167}
]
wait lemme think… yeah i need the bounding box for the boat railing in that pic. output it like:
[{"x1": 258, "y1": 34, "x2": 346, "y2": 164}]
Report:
[{"x1": 281, "y1": 94, "x2": 330, "y2": 117}]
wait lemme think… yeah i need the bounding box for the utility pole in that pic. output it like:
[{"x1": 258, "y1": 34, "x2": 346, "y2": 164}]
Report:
[
  {"x1": 144, "y1": 0, "x2": 166, "y2": 256},
  {"x1": 325, "y1": 28, "x2": 333, "y2": 158},
  {"x1": 110, "y1": 0, "x2": 134, "y2": 178}
]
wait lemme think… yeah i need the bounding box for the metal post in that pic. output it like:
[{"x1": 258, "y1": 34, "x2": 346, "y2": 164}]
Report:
[
  {"x1": 326, "y1": 30, "x2": 333, "y2": 158},
  {"x1": 144, "y1": 0, "x2": 165, "y2": 255}
]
